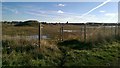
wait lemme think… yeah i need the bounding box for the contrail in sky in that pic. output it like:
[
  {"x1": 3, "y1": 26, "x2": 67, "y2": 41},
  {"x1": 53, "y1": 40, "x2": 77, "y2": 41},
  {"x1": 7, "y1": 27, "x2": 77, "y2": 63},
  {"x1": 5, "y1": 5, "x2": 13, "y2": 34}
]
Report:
[{"x1": 80, "y1": 0, "x2": 111, "y2": 18}]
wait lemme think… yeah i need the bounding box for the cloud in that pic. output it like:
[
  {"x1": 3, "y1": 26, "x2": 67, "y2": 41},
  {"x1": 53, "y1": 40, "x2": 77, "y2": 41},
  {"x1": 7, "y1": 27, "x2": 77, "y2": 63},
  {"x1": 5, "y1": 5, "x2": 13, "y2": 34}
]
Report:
[
  {"x1": 105, "y1": 13, "x2": 116, "y2": 16},
  {"x1": 99, "y1": 10, "x2": 105, "y2": 13},
  {"x1": 3, "y1": 6, "x2": 18, "y2": 14},
  {"x1": 57, "y1": 4, "x2": 65, "y2": 7},
  {"x1": 24, "y1": 9, "x2": 117, "y2": 23},
  {"x1": 48, "y1": 13, "x2": 99, "y2": 23},
  {"x1": 57, "y1": 10, "x2": 64, "y2": 14},
  {"x1": 104, "y1": 13, "x2": 118, "y2": 23},
  {"x1": 24, "y1": 11, "x2": 50, "y2": 17}
]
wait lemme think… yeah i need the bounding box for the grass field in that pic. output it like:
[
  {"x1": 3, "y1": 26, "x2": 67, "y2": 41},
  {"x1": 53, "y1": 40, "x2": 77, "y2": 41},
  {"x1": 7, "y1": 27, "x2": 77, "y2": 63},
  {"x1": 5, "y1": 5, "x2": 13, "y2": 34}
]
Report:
[
  {"x1": 2, "y1": 39, "x2": 120, "y2": 66},
  {"x1": 2, "y1": 23, "x2": 120, "y2": 66}
]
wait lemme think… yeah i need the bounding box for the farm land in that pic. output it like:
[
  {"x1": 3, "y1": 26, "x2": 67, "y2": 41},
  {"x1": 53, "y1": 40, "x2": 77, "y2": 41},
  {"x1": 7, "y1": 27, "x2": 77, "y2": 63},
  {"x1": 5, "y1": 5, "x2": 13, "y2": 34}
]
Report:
[{"x1": 1, "y1": 21, "x2": 120, "y2": 66}]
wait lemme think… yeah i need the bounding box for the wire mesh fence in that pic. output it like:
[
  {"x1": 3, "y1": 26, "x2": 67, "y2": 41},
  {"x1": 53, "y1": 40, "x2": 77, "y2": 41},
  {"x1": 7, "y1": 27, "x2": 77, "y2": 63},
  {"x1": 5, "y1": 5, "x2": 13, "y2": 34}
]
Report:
[
  {"x1": 2, "y1": 23, "x2": 120, "y2": 45},
  {"x1": 41, "y1": 23, "x2": 120, "y2": 43}
]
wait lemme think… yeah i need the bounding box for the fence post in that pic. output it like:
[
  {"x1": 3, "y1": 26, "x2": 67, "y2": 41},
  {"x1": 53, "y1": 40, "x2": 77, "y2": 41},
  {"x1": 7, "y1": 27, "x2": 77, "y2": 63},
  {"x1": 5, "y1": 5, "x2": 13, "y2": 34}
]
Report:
[
  {"x1": 104, "y1": 24, "x2": 106, "y2": 36},
  {"x1": 84, "y1": 23, "x2": 87, "y2": 42},
  {"x1": 60, "y1": 23, "x2": 64, "y2": 42},
  {"x1": 118, "y1": 22, "x2": 120, "y2": 37},
  {"x1": 80, "y1": 26, "x2": 83, "y2": 41},
  {"x1": 111, "y1": 25, "x2": 112, "y2": 36},
  {"x1": 115, "y1": 23, "x2": 117, "y2": 38},
  {"x1": 61, "y1": 23, "x2": 64, "y2": 41},
  {"x1": 38, "y1": 23, "x2": 41, "y2": 48}
]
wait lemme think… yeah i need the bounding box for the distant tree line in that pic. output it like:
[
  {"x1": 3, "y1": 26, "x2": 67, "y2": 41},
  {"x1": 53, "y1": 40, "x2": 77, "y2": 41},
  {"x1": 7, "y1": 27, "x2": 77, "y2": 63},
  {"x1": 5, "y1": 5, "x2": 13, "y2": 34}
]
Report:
[
  {"x1": 1, "y1": 20, "x2": 120, "y2": 26},
  {"x1": 2, "y1": 20, "x2": 48, "y2": 26},
  {"x1": 2, "y1": 21, "x2": 22, "y2": 25}
]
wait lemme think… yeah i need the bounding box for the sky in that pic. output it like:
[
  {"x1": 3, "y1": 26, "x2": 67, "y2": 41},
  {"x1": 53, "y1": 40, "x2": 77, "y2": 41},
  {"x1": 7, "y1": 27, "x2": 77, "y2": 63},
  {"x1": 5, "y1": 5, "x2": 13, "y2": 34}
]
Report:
[
  {"x1": 2, "y1": 0, "x2": 120, "y2": 2},
  {"x1": 2, "y1": 1, "x2": 118, "y2": 23}
]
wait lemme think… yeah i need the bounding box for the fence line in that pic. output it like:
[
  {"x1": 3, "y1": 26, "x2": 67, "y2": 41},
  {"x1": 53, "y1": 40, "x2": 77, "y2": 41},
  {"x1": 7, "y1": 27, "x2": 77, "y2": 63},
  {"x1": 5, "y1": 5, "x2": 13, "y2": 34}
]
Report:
[
  {"x1": 56, "y1": 23, "x2": 120, "y2": 42},
  {"x1": 4, "y1": 23, "x2": 119, "y2": 46}
]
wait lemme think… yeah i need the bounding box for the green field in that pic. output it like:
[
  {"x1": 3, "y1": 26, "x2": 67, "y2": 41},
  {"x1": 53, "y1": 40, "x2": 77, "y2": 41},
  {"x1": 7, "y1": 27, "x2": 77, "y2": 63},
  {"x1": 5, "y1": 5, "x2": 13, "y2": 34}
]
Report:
[{"x1": 2, "y1": 39, "x2": 120, "y2": 66}]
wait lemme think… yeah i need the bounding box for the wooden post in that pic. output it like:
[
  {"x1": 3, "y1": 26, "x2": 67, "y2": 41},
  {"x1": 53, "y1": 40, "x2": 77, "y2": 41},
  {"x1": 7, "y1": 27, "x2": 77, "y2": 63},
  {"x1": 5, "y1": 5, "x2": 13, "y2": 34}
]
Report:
[
  {"x1": 80, "y1": 26, "x2": 83, "y2": 41},
  {"x1": 60, "y1": 23, "x2": 64, "y2": 42},
  {"x1": 84, "y1": 23, "x2": 87, "y2": 42},
  {"x1": 118, "y1": 23, "x2": 120, "y2": 37},
  {"x1": 111, "y1": 25, "x2": 112, "y2": 36},
  {"x1": 38, "y1": 23, "x2": 41, "y2": 48},
  {"x1": 104, "y1": 24, "x2": 105, "y2": 36},
  {"x1": 117, "y1": 23, "x2": 119, "y2": 38},
  {"x1": 115, "y1": 23, "x2": 117, "y2": 38}
]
